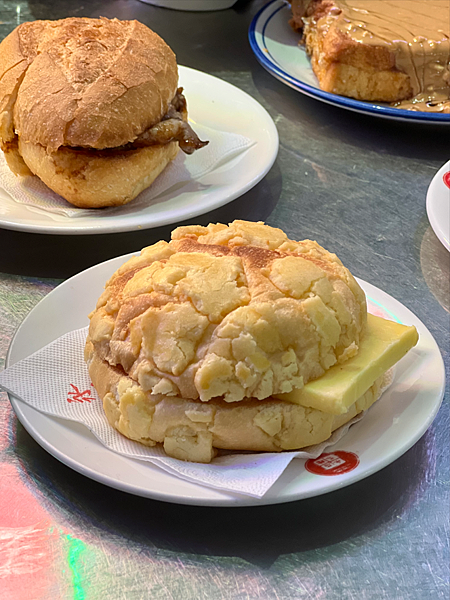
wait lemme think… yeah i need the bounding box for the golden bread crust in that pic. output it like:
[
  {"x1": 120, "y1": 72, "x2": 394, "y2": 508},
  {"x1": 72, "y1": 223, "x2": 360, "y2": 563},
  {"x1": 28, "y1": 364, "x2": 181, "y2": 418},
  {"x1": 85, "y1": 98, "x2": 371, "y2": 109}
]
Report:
[
  {"x1": 85, "y1": 336, "x2": 385, "y2": 463},
  {"x1": 2, "y1": 137, "x2": 32, "y2": 176},
  {"x1": 18, "y1": 139, "x2": 179, "y2": 208},
  {"x1": 0, "y1": 23, "x2": 42, "y2": 144},
  {"x1": 0, "y1": 18, "x2": 178, "y2": 151},
  {"x1": 88, "y1": 221, "x2": 366, "y2": 404}
]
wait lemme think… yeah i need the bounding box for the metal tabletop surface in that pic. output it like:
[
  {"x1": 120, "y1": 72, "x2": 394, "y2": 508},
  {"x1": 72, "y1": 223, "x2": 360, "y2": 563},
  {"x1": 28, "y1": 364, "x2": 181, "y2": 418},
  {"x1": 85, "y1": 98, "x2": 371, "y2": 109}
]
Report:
[{"x1": 0, "y1": 1, "x2": 448, "y2": 598}]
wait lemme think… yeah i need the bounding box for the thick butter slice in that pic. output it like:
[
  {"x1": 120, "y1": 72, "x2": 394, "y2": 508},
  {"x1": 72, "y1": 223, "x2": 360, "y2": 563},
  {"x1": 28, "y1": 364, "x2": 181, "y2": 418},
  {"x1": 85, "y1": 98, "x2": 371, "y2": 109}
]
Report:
[{"x1": 275, "y1": 314, "x2": 418, "y2": 415}]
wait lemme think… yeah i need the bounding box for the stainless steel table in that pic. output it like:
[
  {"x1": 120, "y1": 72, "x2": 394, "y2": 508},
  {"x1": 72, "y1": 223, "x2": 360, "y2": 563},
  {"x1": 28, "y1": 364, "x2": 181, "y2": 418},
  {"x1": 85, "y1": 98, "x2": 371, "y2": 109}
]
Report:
[{"x1": 0, "y1": 1, "x2": 448, "y2": 598}]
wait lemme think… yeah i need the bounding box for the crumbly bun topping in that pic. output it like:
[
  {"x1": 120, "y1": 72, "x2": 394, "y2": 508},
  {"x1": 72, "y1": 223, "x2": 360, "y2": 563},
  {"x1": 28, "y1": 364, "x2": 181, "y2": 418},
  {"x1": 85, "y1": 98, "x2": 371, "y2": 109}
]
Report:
[
  {"x1": 88, "y1": 221, "x2": 366, "y2": 403},
  {"x1": 0, "y1": 17, "x2": 178, "y2": 150}
]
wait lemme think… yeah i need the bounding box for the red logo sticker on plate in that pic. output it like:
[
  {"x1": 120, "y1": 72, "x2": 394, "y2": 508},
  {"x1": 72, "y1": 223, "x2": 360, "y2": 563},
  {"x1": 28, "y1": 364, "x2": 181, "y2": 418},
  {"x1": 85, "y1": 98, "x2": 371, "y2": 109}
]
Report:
[
  {"x1": 443, "y1": 171, "x2": 450, "y2": 189},
  {"x1": 305, "y1": 451, "x2": 359, "y2": 476}
]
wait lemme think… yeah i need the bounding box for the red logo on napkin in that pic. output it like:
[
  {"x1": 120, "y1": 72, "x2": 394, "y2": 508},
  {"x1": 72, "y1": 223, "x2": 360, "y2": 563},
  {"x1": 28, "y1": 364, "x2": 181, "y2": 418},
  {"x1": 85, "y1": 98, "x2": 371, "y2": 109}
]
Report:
[
  {"x1": 443, "y1": 171, "x2": 450, "y2": 189},
  {"x1": 305, "y1": 451, "x2": 359, "y2": 476},
  {"x1": 67, "y1": 384, "x2": 95, "y2": 404}
]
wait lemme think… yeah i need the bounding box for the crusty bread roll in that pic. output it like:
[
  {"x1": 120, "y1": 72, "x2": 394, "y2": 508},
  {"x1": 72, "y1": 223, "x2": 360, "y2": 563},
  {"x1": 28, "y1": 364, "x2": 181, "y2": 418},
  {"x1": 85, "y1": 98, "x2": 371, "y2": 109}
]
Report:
[
  {"x1": 86, "y1": 220, "x2": 376, "y2": 462},
  {"x1": 7, "y1": 18, "x2": 178, "y2": 151},
  {"x1": 0, "y1": 17, "x2": 206, "y2": 207}
]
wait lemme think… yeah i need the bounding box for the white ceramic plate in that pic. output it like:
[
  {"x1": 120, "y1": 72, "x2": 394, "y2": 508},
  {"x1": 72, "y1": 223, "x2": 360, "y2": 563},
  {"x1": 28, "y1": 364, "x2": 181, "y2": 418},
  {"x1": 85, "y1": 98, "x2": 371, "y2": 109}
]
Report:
[
  {"x1": 249, "y1": 0, "x2": 450, "y2": 124},
  {"x1": 426, "y1": 160, "x2": 450, "y2": 251},
  {"x1": 6, "y1": 252, "x2": 445, "y2": 506},
  {"x1": 0, "y1": 66, "x2": 278, "y2": 235}
]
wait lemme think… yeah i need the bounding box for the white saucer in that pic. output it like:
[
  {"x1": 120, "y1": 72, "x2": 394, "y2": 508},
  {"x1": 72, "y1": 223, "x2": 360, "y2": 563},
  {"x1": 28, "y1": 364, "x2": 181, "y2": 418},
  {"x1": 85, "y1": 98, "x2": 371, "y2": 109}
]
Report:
[
  {"x1": 249, "y1": 0, "x2": 450, "y2": 124},
  {"x1": 0, "y1": 66, "x2": 278, "y2": 235},
  {"x1": 426, "y1": 160, "x2": 450, "y2": 251},
  {"x1": 6, "y1": 252, "x2": 445, "y2": 506}
]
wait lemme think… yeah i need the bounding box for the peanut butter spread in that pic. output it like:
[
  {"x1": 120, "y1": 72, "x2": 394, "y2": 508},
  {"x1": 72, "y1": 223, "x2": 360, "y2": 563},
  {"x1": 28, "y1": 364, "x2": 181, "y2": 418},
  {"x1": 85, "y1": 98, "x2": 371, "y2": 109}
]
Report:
[{"x1": 300, "y1": 0, "x2": 450, "y2": 112}]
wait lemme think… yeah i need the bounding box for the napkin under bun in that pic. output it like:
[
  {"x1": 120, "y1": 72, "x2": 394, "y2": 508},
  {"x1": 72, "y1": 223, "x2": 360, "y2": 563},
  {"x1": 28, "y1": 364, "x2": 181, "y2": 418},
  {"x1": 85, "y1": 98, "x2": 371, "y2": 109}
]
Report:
[
  {"x1": 0, "y1": 17, "x2": 204, "y2": 207},
  {"x1": 86, "y1": 221, "x2": 373, "y2": 462}
]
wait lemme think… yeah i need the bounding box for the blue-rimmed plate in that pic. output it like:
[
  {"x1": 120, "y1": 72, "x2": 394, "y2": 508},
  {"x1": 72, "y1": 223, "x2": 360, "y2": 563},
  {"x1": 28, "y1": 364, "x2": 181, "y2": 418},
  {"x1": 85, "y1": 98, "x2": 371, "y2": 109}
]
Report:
[{"x1": 249, "y1": 0, "x2": 450, "y2": 124}]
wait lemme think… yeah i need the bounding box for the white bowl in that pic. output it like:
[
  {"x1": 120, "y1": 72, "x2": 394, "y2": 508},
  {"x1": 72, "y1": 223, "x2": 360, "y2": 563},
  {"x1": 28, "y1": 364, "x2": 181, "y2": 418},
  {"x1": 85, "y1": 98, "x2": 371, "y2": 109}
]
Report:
[{"x1": 138, "y1": 0, "x2": 238, "y2": 10}]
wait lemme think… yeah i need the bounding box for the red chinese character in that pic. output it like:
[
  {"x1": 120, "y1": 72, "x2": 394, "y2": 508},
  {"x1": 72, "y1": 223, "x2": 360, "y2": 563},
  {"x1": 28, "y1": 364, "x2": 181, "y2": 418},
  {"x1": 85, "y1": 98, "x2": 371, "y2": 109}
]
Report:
[{"x1": 67, "y1": 384, "x2": 95, "y2": 404}]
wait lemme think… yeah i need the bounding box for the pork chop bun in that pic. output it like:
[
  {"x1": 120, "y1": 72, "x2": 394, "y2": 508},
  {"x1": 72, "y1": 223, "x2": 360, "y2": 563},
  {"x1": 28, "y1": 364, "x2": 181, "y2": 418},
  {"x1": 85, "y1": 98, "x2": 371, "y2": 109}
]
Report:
[{"x1": 0, "y1": 17, "x2": 208, "y2": 208}]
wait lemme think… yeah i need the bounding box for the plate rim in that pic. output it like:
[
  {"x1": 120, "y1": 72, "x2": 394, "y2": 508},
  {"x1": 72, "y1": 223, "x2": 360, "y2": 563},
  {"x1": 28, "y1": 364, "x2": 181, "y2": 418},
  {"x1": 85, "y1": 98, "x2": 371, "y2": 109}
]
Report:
[
  {"x1": 0, "y1": 65, "x2": 279, "y2": 236},
  {"x1": 249, "y1": 0, "x2": 450, "y2": 124},
  {"x1": 426, "y1": 159, "x2": 450, "y2": 252},
  {"x1": 4, "y1": 253, "x2": 446, "y2": 506}
]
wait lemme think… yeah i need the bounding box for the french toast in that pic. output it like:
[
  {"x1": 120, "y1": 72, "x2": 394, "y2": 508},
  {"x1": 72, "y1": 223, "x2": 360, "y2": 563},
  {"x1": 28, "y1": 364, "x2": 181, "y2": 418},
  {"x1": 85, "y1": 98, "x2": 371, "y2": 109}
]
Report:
[{"x1": 290, "y1": 0, "x2": 450, "y2": 112}]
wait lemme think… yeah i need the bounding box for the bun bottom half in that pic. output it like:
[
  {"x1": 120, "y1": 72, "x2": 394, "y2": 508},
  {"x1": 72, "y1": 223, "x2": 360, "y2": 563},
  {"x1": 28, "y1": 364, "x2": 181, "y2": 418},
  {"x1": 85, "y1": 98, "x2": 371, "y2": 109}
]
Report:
[
  {"x1": 85, "y1": 338, "x2": 387, "y2": 463},
  {"x1": 16, "y1": 138, "x2": 179, "y2": 208}
]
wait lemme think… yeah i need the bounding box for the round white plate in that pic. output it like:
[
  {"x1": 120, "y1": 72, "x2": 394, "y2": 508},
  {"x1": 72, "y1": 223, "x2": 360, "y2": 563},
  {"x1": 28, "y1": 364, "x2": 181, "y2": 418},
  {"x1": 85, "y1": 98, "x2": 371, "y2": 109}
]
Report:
[
  {"x1": 249, "y1": 0, "x2": 450, "y2": 124},
  {"x1": 426, "y1": 160, "x2": 450, "y2": 251},
  {"x1": 6, "y1": 252, "x2": 445, "y2": 506},
  {"x1": 0, "y1": 66, "x2": 278, "y2": 235}
]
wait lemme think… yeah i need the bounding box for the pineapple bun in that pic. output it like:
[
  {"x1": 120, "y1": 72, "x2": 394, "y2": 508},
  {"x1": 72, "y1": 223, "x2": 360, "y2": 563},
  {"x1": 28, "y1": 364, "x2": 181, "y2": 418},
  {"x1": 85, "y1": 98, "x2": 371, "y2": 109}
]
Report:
[{"x1": 85, "y1": 220, "x2": 371, "y2": 462}]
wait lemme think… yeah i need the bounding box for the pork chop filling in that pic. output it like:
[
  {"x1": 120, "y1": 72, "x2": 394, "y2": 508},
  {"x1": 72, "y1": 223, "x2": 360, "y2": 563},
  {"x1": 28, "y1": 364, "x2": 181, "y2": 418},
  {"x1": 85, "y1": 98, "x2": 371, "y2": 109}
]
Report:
[{"x1": 130, "y1": 87, "x2": 209, "y2": 155}]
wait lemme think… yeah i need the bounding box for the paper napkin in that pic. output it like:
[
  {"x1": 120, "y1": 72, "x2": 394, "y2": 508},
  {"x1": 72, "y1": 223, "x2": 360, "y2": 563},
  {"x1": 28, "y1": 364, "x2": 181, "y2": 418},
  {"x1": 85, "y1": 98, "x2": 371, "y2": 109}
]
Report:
[
  {"x1": 0, "y1": 123, "x2": 255, "y2": 218},
  {"x1": 0, "y1": 328, "x2": 393, "y2": 498}
]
